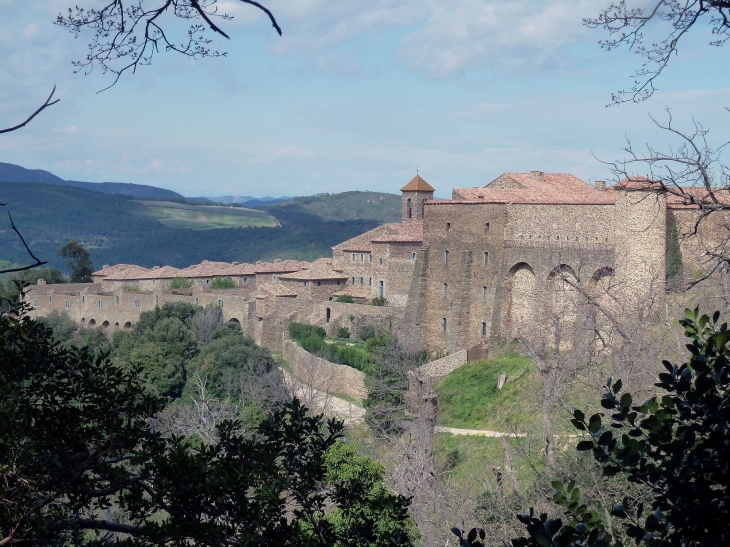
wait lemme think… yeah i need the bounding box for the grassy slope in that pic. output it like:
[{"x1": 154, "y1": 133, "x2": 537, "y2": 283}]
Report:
[
  {"x1": 435, "y1": 352, "x2": 540, "y2": 430},
  {"x1": 0, "y1": 183, "x2": 382, "y2": 269},
  {"x1": 271, "y1": 191, "x2": 401, "y2": 222},
  {"x1": 139, "y1": 201, "x2": 275, "y2": 229}
]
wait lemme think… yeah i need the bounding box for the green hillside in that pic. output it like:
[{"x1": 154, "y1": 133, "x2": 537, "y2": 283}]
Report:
[
  {"x1": 138, "y1": 201, "x2": 275, "y2": 229},
  {"x1": 270, "y1": 191, "x2": 401, "y2": 222},
  {"x1": 0, "y1": 183, "x2": 381, "y2": 271}
]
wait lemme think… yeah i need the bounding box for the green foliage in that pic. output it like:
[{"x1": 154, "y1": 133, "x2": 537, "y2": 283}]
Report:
[
  {"x1": 0, "y1": 300, "x2": 413, "y2": 546},
  {"x1": 211, "y1": 276, "x2": 238, "y2": 289},
  {"x1": 135, "y1": 301, "x2": 199, "y2": 331},
  {"x1": 168, "y1": 276, "x2": 194, "y2": 289},
  {"x1": 273, "y1": 191, "x2": 402, "y2": 222},
  {"x1": 436, "y1": 353, "x2": 535, "y2": 429},
  {"x1": 667, "y1": 225, "x2": 684, "y2": 283},
  {"x1": 0, "y1": 267, "x2": 67, "y2": 300},
  {"x1": 370, "y1": 296, "x2": 387, "y2": 306},
  {"x1": 336, "y1": 294, "x2": 354, "y2": 303},
  {"x1": 123, "y1": 283, "x2": 140, "y2": 292},
  {"x1": 290, "y1": 322, "x2": 327, "y2": 341},
  {"x1": 58, "y1": 239, "x2": 94, "y2": 282},
  {"x1": 336, "y1": 326, "x2": 351, "y2": 339}
]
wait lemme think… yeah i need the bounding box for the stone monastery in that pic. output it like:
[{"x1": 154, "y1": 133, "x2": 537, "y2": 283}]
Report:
[{"x1": 27, "y1": 171, "x2": 710, "y2": 357}]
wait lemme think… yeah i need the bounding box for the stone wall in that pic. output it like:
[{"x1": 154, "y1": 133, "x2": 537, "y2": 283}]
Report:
[
  {"x1": 416, "y1": 349, "x2": 467, "y2": 378},
  {"x1": 284, "y1": 340, "x2": 367, "y2": 400}
]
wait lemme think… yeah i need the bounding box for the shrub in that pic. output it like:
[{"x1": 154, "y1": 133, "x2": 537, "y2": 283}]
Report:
[
  {"x1": 122, "y1": 284, "x2": 140, "y2": 292},
  {"x1": 370, "y1": 296, "x2": 386, "y2": 306},
  {"x1": 335, "y1": 294, "x2": 354, "y2": 303},
  {"x1": 336, "y1": 327, "x2": 350, "y2": 339},
  {"x1": 358, "y1": 324, "x2": 377, "y2": 341},
  {"x1": 301, "y1": 333, "x2": 325, "y2": 354},
  {"x1": 169, "y1": 277, "x2": 194, "y2": 289},
  {"x1": 210, "y1": 277, "x2": 237, "y2": 289},
  {"x1": 289, "y1": 322, "x2": 326, "y2": 341}
]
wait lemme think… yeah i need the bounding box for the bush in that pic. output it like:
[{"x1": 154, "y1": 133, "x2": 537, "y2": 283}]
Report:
[
  {"x1": 289, "y1": 322, "x2": 326, "y2": 341},
  {"x1": 301, "y1": 333, "x2": 325, "y2": 354},
  {"x1": 336, "y1": 326, "x2": 350, "y2": 339},
  {"x1": 358, "y1": 324, "x2": 377, "y2": 341},
  {"x1": 169, "y1": 277, "x2": 194, "y2": 289},
  {"x1": 335, "y1": 294, "x2": 353, "y2": 303},
  {"x1": 210, "y1": 277, "x2": 237, "y2": 289},
  {"x1": 123, "y1": 284, "x2": 140, "y2": 292},
  {"x1": 370, "y1": 297, "x2": 386, "y2": 306}
]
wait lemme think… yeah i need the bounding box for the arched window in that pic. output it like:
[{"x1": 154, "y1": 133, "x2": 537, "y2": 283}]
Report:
[
  {"x1": 407, "y1": 198, "x2": 412, "y2": 218},
  {"x1": 422, "y1": 198, "x2": 427, "y2": 217}
]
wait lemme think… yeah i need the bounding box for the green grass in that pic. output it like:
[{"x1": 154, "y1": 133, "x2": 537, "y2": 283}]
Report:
[
  {"x1": 140, "y1": 201, "x2": 275, "y2": 229},
  {"x1": 436, "y1": 352, "x2": 540, "y2": 430},
  {"x1": 272, "y1": 191, "x2": 401, "y2": 222}
]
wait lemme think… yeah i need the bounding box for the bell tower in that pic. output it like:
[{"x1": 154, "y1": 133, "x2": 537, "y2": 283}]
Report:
[{"x1": 401, "y1": 174, "x2": 435, "y2": 222}]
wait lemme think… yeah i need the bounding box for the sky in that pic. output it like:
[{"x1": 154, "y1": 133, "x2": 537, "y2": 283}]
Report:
[{"x1": 0, "y1": 0, "x2": 728, "y2": 198}]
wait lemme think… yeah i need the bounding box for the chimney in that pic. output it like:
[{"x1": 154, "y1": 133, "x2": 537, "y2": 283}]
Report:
[
  {"x1": 274, "y1": 258, "x2": 281, "y2": 263},
  {"x1": 37, "y1": 279, "x2": 46, "y2": 285},
  {"x1": 595, "y1": 180, "x2": 606, "y2": 191},
  {"x1": 232, "y1": 261, "x2": 239, "y2": 265},
  {"x1": 103, "y1": 264, "x2": 110, "y2": 269},
  {"x1": 531, "y1": 171, "x2": 545, "y2": 182}
]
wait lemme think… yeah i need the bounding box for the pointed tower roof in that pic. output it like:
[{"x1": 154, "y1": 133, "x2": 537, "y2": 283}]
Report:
[{"x1": 400, "y1": 175, "x2": 435, "y2": 192}]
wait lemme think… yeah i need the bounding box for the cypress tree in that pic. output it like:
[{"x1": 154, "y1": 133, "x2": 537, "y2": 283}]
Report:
[{"x1": 667, "y1": 225, "x2": 684, "y2": 283}]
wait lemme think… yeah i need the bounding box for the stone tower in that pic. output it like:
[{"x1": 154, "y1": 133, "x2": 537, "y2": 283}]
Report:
[{"x1": 401, "y1": 175, "x2": 435, "y2": 222}]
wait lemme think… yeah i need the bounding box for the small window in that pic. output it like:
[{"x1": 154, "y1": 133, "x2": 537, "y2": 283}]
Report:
[
  {"x1": 243, "y1": 277, "x2": 248, "y2": 283},
  {"x1": 484, "y1": 251, "x2": 489, "y2": 267},
  {"x1": 82, "y1": 296, "x2": 85, "y2": 303},
  {"x1": 446, "y1": 222, "x2": 451, "y2": 230},
  {"x1": 378, "y1": 258, "x2": 383, "y2": 266},
  {"x1": 155, "y1": 295, "x2": 159, "y2": 304},
  {"x1": 98, "y1": 300, "x2": 103, "y2": 309},
  {"x1": 481, "y1": 322, "x2": 487, "y2": 336},
  {"x1": 336, "y1": 280, "x2": 340, "y2": 286},
  {"x1": 195, "y1": 298, "x2": 199, "y2": 305},
  {"x1": 352, "y1": 276, "x2": 355, "y2": 285},
  {"x1": 369, "y1": 254, "x2": 372, "y2": 263},
  {"x1": 369, "y1": 278, "x2": 372, "y2": 286},
  {"x1": 303, "y1": 281, "x2": 308, "y2": 287},
  {"x1": 65, "y1": 300, "x2": 70, "y2": 309},
  {"x1": 482, "y1": 286, "x2": 488, "y2": 301},
  {"x1": 351, "y1": 253, "x2": 356, "y2": 262},
  {"x1": 49, "y1": 295, "x2": 52, "y2": 303},
  {"x1": 412, "y1": 252, "x2": 417, "y2": 259},
  {"x1": 34, "y1": 299, "x2": 39, "y2": 307},
  {"x1": 218, "y1": 299, "x2": 224, "y2": 308},
  {"x1": 485, "y1": 222, "x2": 490, "y2": 233},
  {"x1": 206, "y1": 279, "x2": 210, "y2": 284},
  {"x1": 318, "y1": 281, "x2": 322, "y2": 287},
  {"x1": 442, "y1": 317, "x2": 447, "y2": 332},
  {"x1": 360, "y1": 277, "x2": 364, "y2": 285},
  {"x1": 443, "y1": 283, "x2": 448, "y2": 298},
  {"x1": 272, "y1": 275, "x2": 277, "y2": 282},
  {"x1": 135, "y1": 299, "x2": 140, "y2": 308},
  {"x1": 444, "y1": 250, "x2": 449, "y2": 265},
  {"x1": 116, "y1": 295, "x2": 119, "y2": 304},
  {"x1": 360, "y1": 253, "x2": 364, "y2": 263}
]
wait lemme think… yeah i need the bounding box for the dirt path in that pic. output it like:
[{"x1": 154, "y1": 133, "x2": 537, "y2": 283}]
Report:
[
  {"x1": 281, "y1": 369, "x2": 365, "y2": 424},
  {"x1": 434, "y1": 426, "x2": 526, "y2": 437}
]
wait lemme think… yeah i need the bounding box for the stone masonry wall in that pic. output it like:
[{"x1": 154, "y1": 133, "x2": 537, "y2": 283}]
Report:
[
  {"x1": 284, "y1": 340, "x2": 367, "y2": 400},
  {"x1": 416, "y1": 349, "x2": 467, "y2": 378}
]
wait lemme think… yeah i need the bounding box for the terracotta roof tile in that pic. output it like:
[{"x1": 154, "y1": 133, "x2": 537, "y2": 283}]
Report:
[
  {"x1": 94, "y1": 264, "x2": 147, "y2": 277},
  {"x1": 400, "y1": 175, "x2": 435, "y2": 192},
  {"x1": 370, "y1": 222, "x2": 423, "y2": 243},
  {"x1": 257, "y1": 283, "x2": 297, "y2": 298},
  {"x1": 340, "y1": 242, "x2": 373, "y2": 252},
  {"x1": 451, "y1": 172, "x2": 615, "y2": 205},
  {"x1": 254, "y1": 260, "x2": 309, "y2": 274},
  {"x1": 102, "y1": 265, "x2": 152, "y2": 280}
]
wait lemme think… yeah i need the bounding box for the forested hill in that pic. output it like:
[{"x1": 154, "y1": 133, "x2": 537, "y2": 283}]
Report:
[
  {"x1": 0, "y1": 183, "x2": 381, "y2": 270},
  {"x1": 269, "y1": 191, "x2": 401, "y2": 222},
  {"x1": 0, "y1": 162, "x2": 184, "y2": 200}
]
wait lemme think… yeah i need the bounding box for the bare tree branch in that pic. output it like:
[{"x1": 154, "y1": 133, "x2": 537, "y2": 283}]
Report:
[{"x1": 0, "y1": 86, "x2": 60, "y2": 135}]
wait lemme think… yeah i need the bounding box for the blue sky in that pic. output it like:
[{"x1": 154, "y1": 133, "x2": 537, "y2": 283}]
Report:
[{"x1": 0, "y1": 0, "x2": 728, "y2": 198}]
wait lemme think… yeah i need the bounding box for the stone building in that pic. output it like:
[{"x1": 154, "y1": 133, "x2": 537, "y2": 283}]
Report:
[{"x1": 27, "y1": 172, "x2": 718, "y2": 358}]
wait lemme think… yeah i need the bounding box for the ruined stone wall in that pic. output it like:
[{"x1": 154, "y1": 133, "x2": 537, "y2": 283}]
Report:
[
  {"x1": 284, "y1": 340, "x2": 367, "y2": 400},
  {"x1": 416, "y1": 349, "x2": 467, "y2": 378}
]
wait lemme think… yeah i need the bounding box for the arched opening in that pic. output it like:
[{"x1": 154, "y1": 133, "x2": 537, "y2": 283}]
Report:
[
  {"x1": 378, "y1": 280, "x2": 384, "y2": 298},
  {"x1": 407, "y1": 198, "x2": 412, "y2": 218},
  {"x1": 114, "y1": 322, "x2": 119, "y2": 330},
  {"x1": 326, "y1": 308, "x2": 331, "y2": 323},
  {"x1": 102, "y1": 321, "x2": 110, "y2": 329},
  {"x1": 546, "y1": 265, "x2": 580, "y2": 343},
  {"x1": 88, "y1": 319, "x2": 97, "y2": 327},
  {"x1": 123, "y1": 322, "x2": 132, "y2": 331},
  {"x1": 588, "y1": 267, "x2": 616, "y2": 349},
  {"x1": 80, "y1": 318, "x2": 86, "y2": 327},
  {"x1": 506, "y1": 262, "x2": 535, "y2": 338},
  {"x1": 228, "y1": 318, "x2": 240, "y2": 324},
  {"x1": 421, "y1": 198, "x2": 427, "y2": 218}
]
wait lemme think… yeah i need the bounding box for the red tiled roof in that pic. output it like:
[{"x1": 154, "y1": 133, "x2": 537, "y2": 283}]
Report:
[
  {"x1": 451, "y1": 172, "x2": 615, "y2": 205},
  {"x1": 254, "y1": 260, "x2": 309, "y2": 274},
  {"x1": 279, "y1": 268, "x2": 348, "y2": 281},
  {"x1": 370, "y1": 222, "x2": 423, "y2": 243},
  {"x1": 179, "y1": 261, "x2": 235, "y2": 278},
  {"x1": 93, "y1": 264, "x2": 146, "y2": 277},
  {"x1": 224, "y1": 263, "x2": 257, "y2": 276},
  {"x1": 102, "y1": 265, "x2": 152, "y2": 280},
  {"x1": 340, "y1": 242, "x2": 373, "y2": 252},
  {"x1": 401, "y1": 175, "x2": 435, "y2": 192},
  {"x1": 138, "y1": 266, "x2": 184, "y2": 280},
  {"x1": 256, "y1": 283, "x2": 297, "y2": 298}
]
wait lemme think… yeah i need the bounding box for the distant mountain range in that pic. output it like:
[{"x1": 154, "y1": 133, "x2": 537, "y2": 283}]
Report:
[
  {"x1": 0, "y1": 162, "x2": 296, "y2": 204},
  {"x1": 0, "y1": 162, "x2": 185, "y2": 200}
]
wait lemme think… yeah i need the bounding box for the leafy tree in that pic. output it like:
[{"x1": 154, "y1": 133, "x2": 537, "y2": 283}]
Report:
[
  {"x1": 336, "y1": 326, "x2": 351, "y2": 339},
  {"x1": 0, "y1": 266, "x2": 67, "y2": 300},
  {"x1": 0, "y1": 297, "x2": 414, "y2": 546},
  {"x1": 211, "y1": 276, "x2": 238, "y2": 289},
  {"x1": 457, "y1": 308, "x2": 730, "y2": 547},
  {"x1": 666, "y1": 225, "x2": 684, "y2": 284},
  {"x1": 169, "y1": 276, "x2": 194, "y2": 289},
  {"x1": 58, "y1": 239, "x2": 94, "y2": 282}
]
